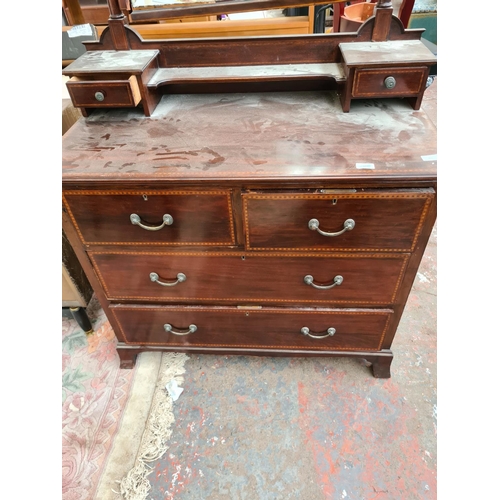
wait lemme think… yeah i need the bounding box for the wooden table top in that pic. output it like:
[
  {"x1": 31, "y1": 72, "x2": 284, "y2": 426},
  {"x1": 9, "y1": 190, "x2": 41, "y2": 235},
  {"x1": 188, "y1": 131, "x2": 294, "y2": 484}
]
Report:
[
  {"x1": 62, "y1": 90, "x2": 437, "y2": 186},
  {"x1": 339, "y1": 40, "x2": 437, "y2": 66},
  {"x1": 62, "y1": 50, "x2": 160, "y2": 75}
]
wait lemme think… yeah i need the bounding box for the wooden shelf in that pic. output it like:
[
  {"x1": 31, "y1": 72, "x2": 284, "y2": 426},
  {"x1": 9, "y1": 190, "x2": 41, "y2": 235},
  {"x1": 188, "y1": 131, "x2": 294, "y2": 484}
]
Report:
[{"x1": 147, "y1": 63, "x2": 346, "y2": 88}]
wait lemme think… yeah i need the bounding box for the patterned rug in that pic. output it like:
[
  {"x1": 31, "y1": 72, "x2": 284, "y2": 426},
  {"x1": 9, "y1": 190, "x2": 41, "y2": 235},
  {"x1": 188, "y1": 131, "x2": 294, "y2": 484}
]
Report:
[{"x1": 62, "y1": 299, "x2": 135, "y2": 500}]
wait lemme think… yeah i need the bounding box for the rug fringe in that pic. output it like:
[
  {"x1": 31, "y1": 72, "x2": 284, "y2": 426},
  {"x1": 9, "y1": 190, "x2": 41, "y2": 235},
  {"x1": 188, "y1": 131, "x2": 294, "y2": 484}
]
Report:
[{"x1": 116, "y1": 352, "x2": 188, "y2": 500}]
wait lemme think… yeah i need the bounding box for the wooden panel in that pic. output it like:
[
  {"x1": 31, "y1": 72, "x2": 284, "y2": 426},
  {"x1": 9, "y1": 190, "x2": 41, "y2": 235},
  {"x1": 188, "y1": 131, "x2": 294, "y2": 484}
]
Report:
[
  {"x1": 90, "y1": 251, "x2": 409, "y2": 305},
  {"x1": 134, "y1": 17, "x2": 310, "y2": 39},
  {"x1": 62, "y1": 50, "x2": 159, "y2": 75},
  {"x1": 66, "y1": 76, "x2": 141, "y2": 107},
  {"x1": 111, "y1": 304, "x2": 392, "y2": 351},
  {"x1": 243, "y1": 191, "x2": 434, "y2": 252},
  {"x1": 63, "y1": 190, "x2": 235, "y2": 246},
  {"x1": 352, "y1": 66, "x2": 426, "y2": 97},
  {"x1": 340, "y1": 40, "x2": 436, "y2": 66},
  {"x1": 129, "y1": 0, "x2": 348, "y2": 22},
  {"x1": 80, "y1": 5, "x2": 111, "y2": 25}
]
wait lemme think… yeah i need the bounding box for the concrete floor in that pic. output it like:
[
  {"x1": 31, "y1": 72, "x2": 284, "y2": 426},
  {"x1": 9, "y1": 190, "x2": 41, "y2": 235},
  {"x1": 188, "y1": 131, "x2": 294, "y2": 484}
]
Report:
[
  {"x1": 144, "y1": 85, "x2": 438, "y2": 500},
  {"x1": 146, "y1": 229, "x2": 436, "y2": 499}
]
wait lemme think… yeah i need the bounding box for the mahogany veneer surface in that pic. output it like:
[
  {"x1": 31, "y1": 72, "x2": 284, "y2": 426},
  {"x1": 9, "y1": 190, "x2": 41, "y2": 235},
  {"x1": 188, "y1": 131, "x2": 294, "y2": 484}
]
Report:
[
  {"x1": 62, "y1": 91, "x2": 437, "y2": 378},
  {"x1": 62, "y1": 91, "x2": 436, "y2": 183}
]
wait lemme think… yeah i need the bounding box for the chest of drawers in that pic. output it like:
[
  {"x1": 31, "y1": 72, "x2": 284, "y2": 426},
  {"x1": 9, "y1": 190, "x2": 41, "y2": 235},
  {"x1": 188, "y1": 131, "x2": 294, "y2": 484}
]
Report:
[{"x1": 62, "y1": 91, "x2": 437, "y2": 378}]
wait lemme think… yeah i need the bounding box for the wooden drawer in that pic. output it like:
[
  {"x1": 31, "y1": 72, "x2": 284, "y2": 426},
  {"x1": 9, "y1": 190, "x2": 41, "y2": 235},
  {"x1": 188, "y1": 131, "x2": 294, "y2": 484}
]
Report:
[
  {"x1": 63, "y1": 190, "x2": 235, "y2": 246},
  {"x1": 110, "y1": 305, "x2": 393, "y2": 351},
  {"x1": 90, "y1": 251, "x2": 408, "y2": 306},
  {"x1": 352, "y1": 66, "x2": 427, "y2": 97},
  {"x1": 243, "y1": 190, "x2": 434, "y2": 252},
  {"x1": 66, "y1": 76, "x2": 142, "y2": 108}
]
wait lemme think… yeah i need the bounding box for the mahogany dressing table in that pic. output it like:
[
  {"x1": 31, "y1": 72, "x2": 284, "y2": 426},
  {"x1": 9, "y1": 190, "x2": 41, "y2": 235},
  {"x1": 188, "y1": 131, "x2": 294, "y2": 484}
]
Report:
[{"x1": 62, "y1": 0, "x2": 437, "y2": 378}]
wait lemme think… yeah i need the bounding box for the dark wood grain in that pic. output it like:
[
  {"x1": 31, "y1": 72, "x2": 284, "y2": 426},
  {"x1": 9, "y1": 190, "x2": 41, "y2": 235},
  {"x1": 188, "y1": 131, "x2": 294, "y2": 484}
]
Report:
[
  {"x1": 89, "y1": 251, "x2": 408, "y2": 306},
  {"x1": 62, "y1": 75, "x2": 437, "y2": 378},
  {"x1": 243, "y1": 191, "x2": 434, "y2": 251},
  {"x1": 62, "y1": 91, "x2": 437, "y2": 185},
  {"x1": 352, "y1": 66, "x2": 427, "y2": 97},
  {"x1": 62, "y1": 209, "x2": 127, "y2": 344},
  {"x1": 110, "y1": 304, "x2": 392, "y2": 351},
  {"x1": 83, "y1": 17, "x2": 423, "y2": 67},
  {"x1": 63, "y1": 191, "x2": 234, "y2": 245},
  {"x1": 380, "y1": 193, "x2": 437, "y2": 350},
  {"x1": 139, "y1": 57, "x2": 161, "y2": 117},
  {"x1": 66, "y1": 79, "x2": 138, "y2": 108},
  {"x1": 116, "y1": 342, "x2": 394, "y2": 374},
  {"x1": 372, "y1": 6, "x2": 393, "y2": 41},
  {"x1": 366, "y1": 351, "x2": 393, "y2": 378},
  {"x1": 339, "y1": 39, "x2": 435, "y2": 112}
]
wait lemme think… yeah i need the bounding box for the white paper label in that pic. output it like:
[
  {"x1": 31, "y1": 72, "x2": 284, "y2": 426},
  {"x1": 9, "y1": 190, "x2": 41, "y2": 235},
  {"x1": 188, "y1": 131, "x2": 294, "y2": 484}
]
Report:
[
  {"x1": 421, "y1": 154, "x2": 437, "y2": 161},
  {"x1": 67, "y1": 24, "x2": 93, "y2": 38},
  {"x1": 165, "y1": 379, "x2": 184, "y2": 401},
  {"x1": 356, "y1": 163, "x2": 375, "y2": 169}
]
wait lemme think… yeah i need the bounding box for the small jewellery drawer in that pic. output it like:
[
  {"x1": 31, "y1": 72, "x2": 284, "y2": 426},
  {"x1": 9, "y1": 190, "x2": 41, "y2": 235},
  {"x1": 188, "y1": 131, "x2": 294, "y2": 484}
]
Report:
[
  {"x1": 243, "y1": 190, "x2": 434, "y2": 252},
  {"x1": 90, "y1": 251, "x2": 408, "y2": 306},
  {"x1": 63, "y1": 190, "x2": 235, "y2": 246},
  {"x1": 66, "y1": 76, "x2": 141, "y2": 108},
  {"x1": 110, "y1": 305, "x2": 393, "y2": 351},
  {"x1": 352, "y1": 66, "x2": 427, "y2": 98}
]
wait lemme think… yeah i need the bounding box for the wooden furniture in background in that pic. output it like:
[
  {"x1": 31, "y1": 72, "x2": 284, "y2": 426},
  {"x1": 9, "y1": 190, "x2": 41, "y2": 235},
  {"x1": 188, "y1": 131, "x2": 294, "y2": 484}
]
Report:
[
  {"x1": 63, "y1": 0, "x2": 130, "y2": 25},
  {"x1": 62, "y1": 99, "x2": 94, "y2": 335},
  {"x1": 332, "y1": 0, "x2": 414, "y2": 33},
  {"x1": 62, "y1": 0, "x2": 437, "y2": 377}
]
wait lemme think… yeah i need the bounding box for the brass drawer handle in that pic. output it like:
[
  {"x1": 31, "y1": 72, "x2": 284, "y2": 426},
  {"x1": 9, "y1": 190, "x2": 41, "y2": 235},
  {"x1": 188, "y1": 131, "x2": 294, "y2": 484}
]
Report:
[
  {"x1": 130, "y1": 213, "x2": 173, "y2": 231},
  {"x1": 308, "y1": 218, "x2": 355, "y2": 237},
  {"x1": 164, "y1": 323, "x2": 197, "y2": 336},
  {"x1": 150, "y1": 272, "x2": 186, "y2": 287},
  {"x1": 304, "y1": 274, "x2": 343, "y2": 290},
  {"x1": 384, "y1": 76, "x2": 396, "y2": 89},
  {"x1": 301, "y1": 327, "x2": 336, "y2": 339}
]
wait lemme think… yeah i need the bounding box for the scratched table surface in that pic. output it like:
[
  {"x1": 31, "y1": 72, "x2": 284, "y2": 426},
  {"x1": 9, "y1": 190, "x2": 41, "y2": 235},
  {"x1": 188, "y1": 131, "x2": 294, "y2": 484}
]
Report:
[{"x1": 62, "y1": 91, "x2": 437, "y2": 184}]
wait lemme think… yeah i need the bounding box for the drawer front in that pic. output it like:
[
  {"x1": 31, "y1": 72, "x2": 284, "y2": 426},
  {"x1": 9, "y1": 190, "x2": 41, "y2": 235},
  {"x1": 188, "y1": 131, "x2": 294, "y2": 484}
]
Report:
[
  {"x1": 111, "y1": 305, "x2": 392, "y2": 351},
  {"x1": 66, "y1": 76, "x2": 141, "y2": 107},
  {"x1": 63, "y1": 191, "x2": 235, "y2": 246},
  {"x1": 352, "y1": 66, "x2": 427, "y2": 97},
  {"x1": 91, "y1": 251, "x2": 408, "y2": 306},
  {"x1": 243, "y1": 191, "x2": 434, "y2": 252}
]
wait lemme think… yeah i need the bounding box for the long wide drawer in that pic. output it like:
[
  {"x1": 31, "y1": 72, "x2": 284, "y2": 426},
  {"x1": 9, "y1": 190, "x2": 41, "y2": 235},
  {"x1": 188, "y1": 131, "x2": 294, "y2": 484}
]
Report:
[
  {"x1": 110, "y1": 305, "x2": 392, "y2": 351},
  {"x1": 90, "y1": 251, "x2": 408, "y2": 306},
  {"x1": 243, "y1": 190, "x2": 434, "y2": 252},
  {"x1": 63, "y1": 190, "x2": 235, "y2": 246}
]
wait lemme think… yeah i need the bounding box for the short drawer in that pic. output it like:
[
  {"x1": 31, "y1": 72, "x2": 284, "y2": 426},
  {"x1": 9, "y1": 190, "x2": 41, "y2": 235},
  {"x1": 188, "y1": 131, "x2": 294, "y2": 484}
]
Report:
[
  {"x1": 352, "y1": 66, "x2": 427, "y2": 97},
  {"x1": 243, "y1": 190, "x2": 434, "y2": 252},
  {"x1": 110, "y1": 305, "x2": 392, "y2": 352},
  {"x1": 90, "y1": 251, "x2": 408, "y2": 306},
  {"x1": 66, "y1": 76, "x2": 142, "y2": 108},
  {"x1": 63, "y1": 190, "x2": 235, "y2": 246}
]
